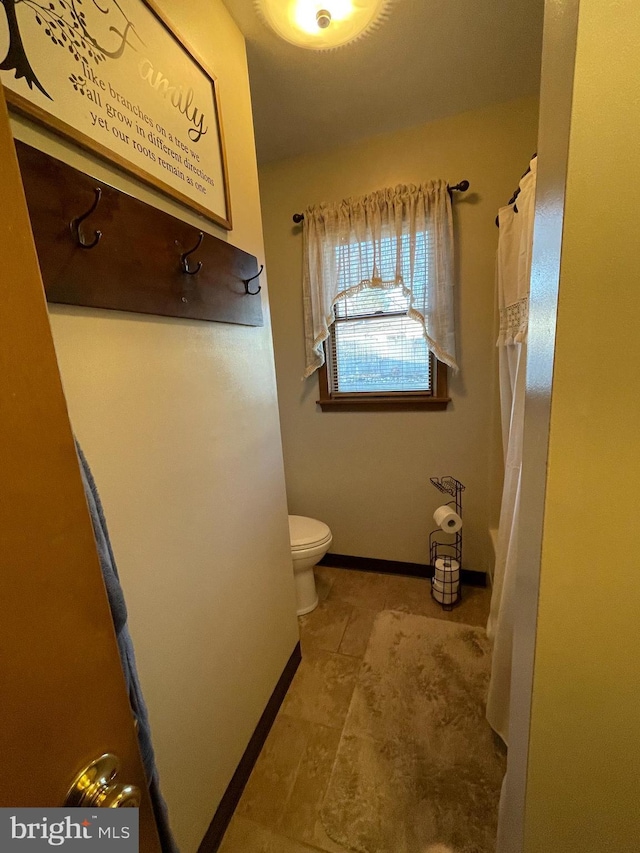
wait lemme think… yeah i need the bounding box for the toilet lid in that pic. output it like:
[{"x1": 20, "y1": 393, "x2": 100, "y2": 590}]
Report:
[{"x1": 288, "y1": 515, "x2": 331, "y2": 549}]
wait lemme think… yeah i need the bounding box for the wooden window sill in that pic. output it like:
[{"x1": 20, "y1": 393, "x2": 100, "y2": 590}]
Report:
[{"x1": 317, "y1": 396, "x2": 451, "y2": 412}]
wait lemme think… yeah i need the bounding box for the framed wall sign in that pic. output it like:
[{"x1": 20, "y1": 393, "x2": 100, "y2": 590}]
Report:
[{"x1": 0, "y1": 0, "x2": 232, "y2": 229}]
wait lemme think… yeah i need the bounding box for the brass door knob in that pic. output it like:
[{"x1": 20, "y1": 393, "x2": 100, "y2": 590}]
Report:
[{"x1": 66, "y1": 754, "x2": 141, "y2": 808}]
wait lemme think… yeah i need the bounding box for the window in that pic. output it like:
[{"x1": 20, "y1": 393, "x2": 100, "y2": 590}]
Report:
[
  {"x1": 317, "y1": 235, "x2": 449, "y2": 410},
  {"x1": 302, "y1": 182, "x2": 457, "y2": 405}
]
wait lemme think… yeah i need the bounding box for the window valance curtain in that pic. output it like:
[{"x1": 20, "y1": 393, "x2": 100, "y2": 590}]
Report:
[{"x1": 301, "y1": 182, "x2": 458, "y2": 378}]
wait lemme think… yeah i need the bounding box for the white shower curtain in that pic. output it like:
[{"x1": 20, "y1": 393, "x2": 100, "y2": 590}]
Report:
[{"x1": 486, "y1": 157, "x2": 537, "y2": 745}]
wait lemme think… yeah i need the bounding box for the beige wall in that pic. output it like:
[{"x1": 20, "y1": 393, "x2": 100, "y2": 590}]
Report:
[
  {"x1": 522, "y1": 1, "x2": 640, "y2": 849},
  {"x1": 10, "y1": 3, "x2": 299, "y2": 851},
  {"x1": 259, "y1": 97, "x2": 538, "y2": 574}
]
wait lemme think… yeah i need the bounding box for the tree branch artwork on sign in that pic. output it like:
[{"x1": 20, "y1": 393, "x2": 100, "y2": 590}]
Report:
[
  {"x1": 1, "y1": 0, "x2": 138, "y2": 97},
  {"x1": 0, "y1": 0, "x2": 231, "y2": 229}
]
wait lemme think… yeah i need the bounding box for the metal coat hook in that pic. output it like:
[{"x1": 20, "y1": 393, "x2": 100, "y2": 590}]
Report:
[
  {"x1": 70, "y1": 187, "x2": 102, "y2": 249},
  {"x1": 181, "y1": 231, "x2": 204, "y2": 275},
  {"x1": 244, "y1": 265, "x2": 263, "y2": 295}
]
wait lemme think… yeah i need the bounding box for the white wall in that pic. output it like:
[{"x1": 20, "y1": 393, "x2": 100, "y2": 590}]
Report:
[
  {"x1": 259, "y1": 97, "x2": 539, "y2": 574},
  {"x1": 10, "y1": 2, "x2": 299, "y2": 850}
]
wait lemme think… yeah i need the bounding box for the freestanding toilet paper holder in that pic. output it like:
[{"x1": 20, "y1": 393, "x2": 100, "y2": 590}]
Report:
[{"x1": 429, "y1": 476, "x2": 465, "y2": 609}]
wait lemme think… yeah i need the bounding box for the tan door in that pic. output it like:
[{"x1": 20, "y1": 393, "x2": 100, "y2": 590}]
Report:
[{"x1": 0, "y1": 81, "x2": 161, "y2": 853}]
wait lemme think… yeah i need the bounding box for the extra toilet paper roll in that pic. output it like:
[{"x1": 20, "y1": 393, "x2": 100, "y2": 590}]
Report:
[
  {"x1": 432, "y1": 578, "x2": 459, "y2": 605},
  {"x1": 433, "y1": 505, "x2": 463, "y2": 533},
  {"x1": 434, "y1": 557, "x2": 460, "y2": 584},
  {"x1": 433, "y1": 577, "x2": 460, "y2": 594}
]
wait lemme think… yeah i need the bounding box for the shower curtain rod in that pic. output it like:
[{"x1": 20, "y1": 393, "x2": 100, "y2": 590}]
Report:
[{"x1": 291, "y1": 180, "x2": 470, "y2": 223}]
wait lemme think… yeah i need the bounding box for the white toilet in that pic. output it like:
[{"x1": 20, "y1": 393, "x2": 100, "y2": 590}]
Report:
[{"x1": 288, "y1": 515, "x2": 332, "y2": 616}]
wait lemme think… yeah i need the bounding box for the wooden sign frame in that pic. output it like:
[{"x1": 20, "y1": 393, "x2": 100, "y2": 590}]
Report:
[{"x1": 1, "y1": 0, "x2": 232, "y2": 230}]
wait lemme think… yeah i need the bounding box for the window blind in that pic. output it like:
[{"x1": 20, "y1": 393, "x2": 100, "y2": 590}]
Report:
[{"x1": 331, "y1": 285, "x2": 432, "y2": 393}]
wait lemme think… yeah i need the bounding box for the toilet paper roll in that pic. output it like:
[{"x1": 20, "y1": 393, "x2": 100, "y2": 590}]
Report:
[
  {"x1": 432, "y1": 579, "x2": 459, "y2": 605},
  {"x1": 434, "y1": 557, "x2": 460, "y2": 584},
  {"x1": 433, "y1": 505, "x2": 463, "y2": 533},
  {"x1": 433, "y1": 577, "x2": 460, "y2": 594},
  {"x1": 435, "y1": 557, "x2": 460, "y2": 572}
]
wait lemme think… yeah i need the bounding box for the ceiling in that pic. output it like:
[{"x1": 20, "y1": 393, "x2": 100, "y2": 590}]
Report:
[{"x1": 223, "y1": 0, "x2": 545, "y2": 165}]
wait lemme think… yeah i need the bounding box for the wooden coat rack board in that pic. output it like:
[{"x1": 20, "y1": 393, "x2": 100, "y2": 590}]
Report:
[{"x1": 14, "y1": 141, "x2": 263, "y2": 327}]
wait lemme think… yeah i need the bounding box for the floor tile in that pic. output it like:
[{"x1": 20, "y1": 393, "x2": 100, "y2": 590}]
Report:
[
  {"x1": 278, "y1": 723, "x2": 342, "y2": 846},
  {"x1": 299, "y1": 600, "x2": 352, "y2": 655},
  {"x1": 235, "y1": 714, "x2": 311, "y2": 828},
  {"x1": 328, "y1": 569, "x2": 389, "y2": 610},
  {"x1": 280, "y1": 649, "x2": 361, "y2": 729},
  {"x1": 315, "y1": 566, "x2": 339, "y2": 603},
  {"x1": 338, "y1": 607, "x2": 379, "y2": 658},
  {"x1": 219, "y1": 816, "x2": 320, "y2": 853},
  {"x1": 384, "y1": 575, "x2": 491, "y2": 627},
  {"x1": 383, "y1": 573, "x2": 437, "y2": 616},
  {"x1": 218, "y1": 816, "x2": 271, "y2": 853},
  {"x1": 445, "y1": 584, "x2": 491, "y2": 627}
]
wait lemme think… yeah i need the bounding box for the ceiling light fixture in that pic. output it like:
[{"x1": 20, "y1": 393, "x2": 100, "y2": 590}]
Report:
[{"x1": 255, "y1": 0, "x2": 392, "y2": 50}]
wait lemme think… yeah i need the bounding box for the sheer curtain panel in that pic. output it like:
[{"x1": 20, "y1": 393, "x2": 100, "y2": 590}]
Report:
[{"x1": 301, "y1": 182, "x2": 458, "y2": 378}]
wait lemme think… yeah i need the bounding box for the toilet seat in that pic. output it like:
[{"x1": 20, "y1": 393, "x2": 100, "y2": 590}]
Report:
[{"x1": 289, "y1": 515, "x2": 331, "y2": 551}]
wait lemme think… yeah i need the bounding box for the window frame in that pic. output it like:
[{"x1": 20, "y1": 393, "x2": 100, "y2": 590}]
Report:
[{"x1": 317, "y1": 328, "x2": 450, "y2": 412}]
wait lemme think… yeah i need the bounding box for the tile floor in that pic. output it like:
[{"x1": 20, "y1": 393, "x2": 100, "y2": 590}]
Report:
[{"x1": 218, "y1": 567, "x2": 491, "y2": 853}]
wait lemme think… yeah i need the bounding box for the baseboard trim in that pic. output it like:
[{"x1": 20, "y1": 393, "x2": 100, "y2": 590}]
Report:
[
  {"x1": 320, "y1": 553, "x2": 486, "y2": 587},
  {"x1": 198, "y1": 641, "x2": 302, "y2": 853}
]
